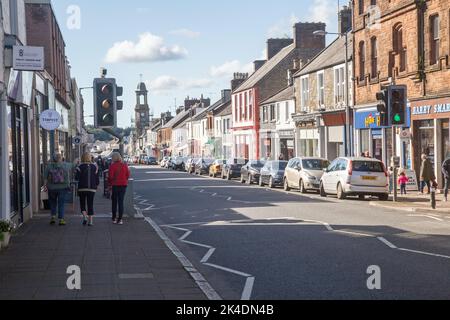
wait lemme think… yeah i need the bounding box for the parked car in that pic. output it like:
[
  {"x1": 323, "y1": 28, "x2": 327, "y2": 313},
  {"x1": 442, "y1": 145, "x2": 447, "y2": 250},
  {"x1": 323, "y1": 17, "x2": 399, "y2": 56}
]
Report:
[
  {"x1": 209, "y1": 159, "x2": 227, "y2": 177},
  {"x1": 222, "y1": 158, "x2": 248, "y2": 180},
  {"x1": 146, "y1": 156, "x2": 158, "y2": 165},
  {"x1": 194, "y1": 158, "x2": 215, "y2": 175},
  {"x1": 284, "y1": 157, "x2": 330, "y2": 193},
  {"x1": 259, "y1": 161, "x2": 288, "y2": 188},
  {"x1": 186, "y1": 158, "x2": 199, "y2": 174},
  {"x1": 240, "y1": 160, "x2": 266, "y2": 184},
  {"x1": 172, "y1": 157, "x2": 187, "y2": 171},
  {"x1": 319, "y1": 157, "x2": 389, "y2": 201}
]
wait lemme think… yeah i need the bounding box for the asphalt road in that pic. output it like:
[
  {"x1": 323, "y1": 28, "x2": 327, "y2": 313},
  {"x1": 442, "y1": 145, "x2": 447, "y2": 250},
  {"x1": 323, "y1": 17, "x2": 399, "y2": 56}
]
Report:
[{"x1": 132, "y1": 166, "x2": 450, "y2": 300}]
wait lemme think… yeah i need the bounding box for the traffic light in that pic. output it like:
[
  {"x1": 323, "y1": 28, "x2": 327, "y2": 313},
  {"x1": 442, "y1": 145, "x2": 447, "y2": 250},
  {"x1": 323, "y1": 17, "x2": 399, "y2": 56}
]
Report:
[
  {"x1": 389, "y1": 85, "x2": 407, "y2": 126},
  {"x1": 116, "y1": 85, "x2": 124, "y2": 111},
  {"x1": 94, "y1": 78, "x2": 117, "y2": 128},
  {"x1": 376, "y1": 89, "x2": 389, "y2": 127}
]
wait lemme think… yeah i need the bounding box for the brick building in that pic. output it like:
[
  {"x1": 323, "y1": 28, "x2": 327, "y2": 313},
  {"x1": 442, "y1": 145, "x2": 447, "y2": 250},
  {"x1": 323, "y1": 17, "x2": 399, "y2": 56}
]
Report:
[
  {"x1": 232, "y1": 22, "x2": 326, "y2": 160},
  {"x1": 353, "y1": 0, "x2": 450, "y2": 187}
]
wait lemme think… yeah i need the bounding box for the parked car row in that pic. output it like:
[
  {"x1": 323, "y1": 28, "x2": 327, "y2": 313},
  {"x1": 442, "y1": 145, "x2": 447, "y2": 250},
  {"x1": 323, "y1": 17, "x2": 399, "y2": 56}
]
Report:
[{"x1": 161, "y1": 156, "x2": 390, "y2": 201}]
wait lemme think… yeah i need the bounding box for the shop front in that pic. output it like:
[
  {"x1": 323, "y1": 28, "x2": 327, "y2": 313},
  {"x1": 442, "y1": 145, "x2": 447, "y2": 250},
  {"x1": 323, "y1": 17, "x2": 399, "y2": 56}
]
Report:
[
  {"x1": 354, "y1": 107, "x2": 411, "y2": 167},
  {"x1": 277, "y1": 130, "x2": 295, "y2": 161},
  {"x1": 294, "y1": 114, "x2": 320, "y2": 158},
  {"x1": 321, "y1": 110, "x2": 351, "y2": 161},
  {"x1": 410, "y1": 98, "x2": 450, "y2": 187}
]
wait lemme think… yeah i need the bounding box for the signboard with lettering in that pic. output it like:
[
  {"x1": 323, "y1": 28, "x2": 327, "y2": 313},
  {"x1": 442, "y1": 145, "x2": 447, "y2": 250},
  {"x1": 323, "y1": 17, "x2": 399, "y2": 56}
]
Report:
[
  {"x1": 355, "y1": 108, "x2": 411, "y2": 130},
  {"x1": 412, "y1": 103, "x2": 450, "y2": 116},
  {"x1": 13, "y1": 46, "x2": 44, "y2": 71},
  {"x1": 40, "y1": 109, "x2": 61, "y2": 131}
]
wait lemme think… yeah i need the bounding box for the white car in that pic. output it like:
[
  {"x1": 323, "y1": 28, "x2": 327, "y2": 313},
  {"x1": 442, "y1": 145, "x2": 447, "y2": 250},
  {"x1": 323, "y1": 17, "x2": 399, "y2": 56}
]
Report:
[
  {"x1": 319, "y1": 157, "x2": 389, "y2": 201},
  {"x1": 284, "y1": 157, "x2": 330, "y2": 193}
]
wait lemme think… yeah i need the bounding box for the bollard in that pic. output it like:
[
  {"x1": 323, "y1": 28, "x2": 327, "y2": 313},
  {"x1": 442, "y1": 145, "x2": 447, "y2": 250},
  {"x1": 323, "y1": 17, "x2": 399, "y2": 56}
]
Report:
[{"x1": 124, "y1": 178, "x2": 137, "y2": 218}]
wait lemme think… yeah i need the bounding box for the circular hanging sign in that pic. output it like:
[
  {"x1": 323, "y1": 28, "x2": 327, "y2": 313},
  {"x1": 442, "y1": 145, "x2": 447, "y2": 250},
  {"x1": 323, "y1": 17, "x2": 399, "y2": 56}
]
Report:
[
  {"x1": 40, "y1": 109, "x2": 61, "y2": 131},
  {"x1": 73, "y1": 136, "x2": 82, "y2": 145}
]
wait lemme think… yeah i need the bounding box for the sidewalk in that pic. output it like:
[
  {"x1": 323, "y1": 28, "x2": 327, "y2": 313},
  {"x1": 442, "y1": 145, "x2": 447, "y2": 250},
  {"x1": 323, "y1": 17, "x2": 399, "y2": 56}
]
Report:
[
  {"x1": 0, "y1": 189, "x2": 207, "y2": 300},
  {"x1": 370, "y1": 192, "x2": 450, "y2": 214}
]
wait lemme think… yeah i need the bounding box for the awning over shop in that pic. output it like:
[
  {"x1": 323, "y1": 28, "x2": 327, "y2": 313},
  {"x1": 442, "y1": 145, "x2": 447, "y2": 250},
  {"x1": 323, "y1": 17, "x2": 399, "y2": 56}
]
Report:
[{"x1": 321, "y1": 109, "x2": 353, "y2": 127}]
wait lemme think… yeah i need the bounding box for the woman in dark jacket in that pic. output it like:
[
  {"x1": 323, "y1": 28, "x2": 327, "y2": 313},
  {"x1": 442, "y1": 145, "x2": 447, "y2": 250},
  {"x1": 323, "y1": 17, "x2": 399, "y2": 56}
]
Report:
[{"x1": 75, "y1": 152, "x2": 100, "y2": 226}]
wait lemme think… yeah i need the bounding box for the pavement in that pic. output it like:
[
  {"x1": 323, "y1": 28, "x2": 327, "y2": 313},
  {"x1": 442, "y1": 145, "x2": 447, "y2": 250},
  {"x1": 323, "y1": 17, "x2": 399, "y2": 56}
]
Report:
[
  {"x1": 0, "y1": 184, "x2": 207, "y2": 300},
  {"x1": 369, "y1": 192, "x2": 450, "y2": 214},
  {"x1": 132, "y1": 166, "x2": 450, "y2": 300}
]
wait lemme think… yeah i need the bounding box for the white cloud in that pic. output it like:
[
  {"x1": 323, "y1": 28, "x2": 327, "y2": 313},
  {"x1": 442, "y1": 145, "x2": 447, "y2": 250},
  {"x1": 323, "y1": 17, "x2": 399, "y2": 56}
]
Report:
[
  {"x1": 147, "y1": 76, "x2": 214, "y2": 94},
  {"x1": 308, "y1": 0, "x2": 335, "y2": 25},
  {"x1": 210, "y1": 60, "x2": 253, "y2": 78},
  {"x1": 169, "y1": 28, "x2": 201, "y2": 38},
  {"x1": 267, "y1": 13, "x2": 298, "y2": 38},
  {"x1": 105, "y1": 32, "x2": 188, "y2": 64}
]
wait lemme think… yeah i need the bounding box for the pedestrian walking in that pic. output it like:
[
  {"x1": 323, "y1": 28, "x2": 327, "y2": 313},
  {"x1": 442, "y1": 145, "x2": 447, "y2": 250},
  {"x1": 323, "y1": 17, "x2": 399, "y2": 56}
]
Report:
[
  {"x1": 442, "y1": 157, "x2": 450, "y2": 202},
  {"x1": 398, "y1": 171, "x2": 409, "y2": 195},
  {"x1": 75, "y1": 152, "x2": 100, "y2": 226},
  {"x1": 420, "y1": 154, "x2": 436, "y2": 194},
  {"x1": 108, "y1": 152, "x2": 131, "y2": 225},
  {"x1": 43, "y1": 153, "x2": 74, "y2": 226}
]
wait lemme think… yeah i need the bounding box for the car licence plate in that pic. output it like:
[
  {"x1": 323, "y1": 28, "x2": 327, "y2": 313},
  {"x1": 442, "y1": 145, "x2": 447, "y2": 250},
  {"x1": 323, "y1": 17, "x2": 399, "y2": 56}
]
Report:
[{"x1": 362, "y1": 176, "x2": 377, "y2": 181}]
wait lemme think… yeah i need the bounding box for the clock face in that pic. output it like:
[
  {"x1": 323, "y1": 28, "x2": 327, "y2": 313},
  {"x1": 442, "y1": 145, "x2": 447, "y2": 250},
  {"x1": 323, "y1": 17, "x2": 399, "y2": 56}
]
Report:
[{"x1": 141, "y1": 113, "x2": 146, "y2": 118}]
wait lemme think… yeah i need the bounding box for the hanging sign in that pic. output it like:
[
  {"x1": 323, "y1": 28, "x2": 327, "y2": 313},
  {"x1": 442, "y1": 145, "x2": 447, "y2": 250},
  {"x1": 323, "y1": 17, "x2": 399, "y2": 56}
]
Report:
[
  {"x1": 13, "y1": 46, "x2": 44, "y2": 71},
  {"x1": 40, "y1": 109, "x2": 61, "y2": 131}
]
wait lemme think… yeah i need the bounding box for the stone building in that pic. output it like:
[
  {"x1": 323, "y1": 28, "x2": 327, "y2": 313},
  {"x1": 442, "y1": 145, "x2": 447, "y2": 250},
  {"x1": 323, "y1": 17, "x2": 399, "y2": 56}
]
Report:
[
  {"x1": 135, "y1": 81, "x2": 150, "y2": 137},
  {"x1": 353, "y1": 0, "x2": 450, "y2": 187}
]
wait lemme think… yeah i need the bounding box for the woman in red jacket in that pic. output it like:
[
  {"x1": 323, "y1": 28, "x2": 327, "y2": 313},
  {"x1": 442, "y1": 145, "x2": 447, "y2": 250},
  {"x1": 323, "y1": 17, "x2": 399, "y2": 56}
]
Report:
[{"x1": 108, "y1": 153, "x2": 131, "y2": 225}]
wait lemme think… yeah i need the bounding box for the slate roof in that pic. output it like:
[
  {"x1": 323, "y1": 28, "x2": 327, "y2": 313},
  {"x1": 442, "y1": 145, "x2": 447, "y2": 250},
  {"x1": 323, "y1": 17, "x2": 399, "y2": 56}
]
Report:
[
  {"x1": 234, "y1": 44, "x2": 295, "y2": 93},
  {"x1": 294, "y1": 32, "x2": 353, "y2": 77},
  {"x1": 217, "y1": 101, "x2": 232, "y2": 117},
  {"x1": 161, "y1": 109, "x2": 190, "y2": 129},
  {"x1": 260, "y1": 85, "x2": 295, "y2": 105}
]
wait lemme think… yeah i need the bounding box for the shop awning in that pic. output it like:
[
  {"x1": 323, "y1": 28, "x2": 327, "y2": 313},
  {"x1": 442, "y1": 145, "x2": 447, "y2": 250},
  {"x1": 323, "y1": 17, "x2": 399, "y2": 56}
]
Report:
[{"x1": 321, "y1": 109, "x2": 354, "y2": 127}]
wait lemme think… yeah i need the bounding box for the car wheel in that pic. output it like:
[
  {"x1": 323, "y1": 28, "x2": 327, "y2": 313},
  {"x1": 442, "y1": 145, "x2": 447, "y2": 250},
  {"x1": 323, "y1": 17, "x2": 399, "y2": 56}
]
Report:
[
  {"x1": 320, "y1": 183, "x2": 327, "y2": 197},
  {"x1": 227, "y1": 172, "x2": 232, "y2": 180},
  {"x1": 259, "y1": 176, "x2": 264, "y2": 187},
  {"x1": 247, "y1": 175, "x2": 252, "y2": 185},
  {"x1": 359, "y1": 195, "x2": 365, "y2": 200},
  {"x1": 240, "y1": 174, "x2": 245, "y2": 184},
  {"x1": 284, "y1": 179, "x2": 291, "y2": 191},
  {"x1": 337, "y1": 183, "x2": 346, "y2": 200},
  {"x1": 221, "y1": 171, "x2": 225, "y2": 179},
  {"x1": 299, "y1": 179, "x2": 307, "y2": 194},
  {"x1": 269, "y1": 177, "x2": 274, "y2": 189},
  {"x1": 379, "y1": 194, "x2": 389, "y2": 201}
]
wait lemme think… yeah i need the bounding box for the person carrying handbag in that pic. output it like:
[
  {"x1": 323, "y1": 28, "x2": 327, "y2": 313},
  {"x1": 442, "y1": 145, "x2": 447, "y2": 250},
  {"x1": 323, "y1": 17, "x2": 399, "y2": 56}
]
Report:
[
  {"x1": 108, "y1": 152, "x2": 131, "y2": 225},
  {"x1": 75, "y1": 152, "x2": 100, "y2": 226}
]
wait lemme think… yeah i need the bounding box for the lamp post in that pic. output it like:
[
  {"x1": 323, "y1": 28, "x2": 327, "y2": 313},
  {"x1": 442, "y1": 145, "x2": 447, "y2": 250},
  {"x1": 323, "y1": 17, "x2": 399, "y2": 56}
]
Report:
[{"x1": 313, "y1": 30, "x2": 352, "y2": 157}]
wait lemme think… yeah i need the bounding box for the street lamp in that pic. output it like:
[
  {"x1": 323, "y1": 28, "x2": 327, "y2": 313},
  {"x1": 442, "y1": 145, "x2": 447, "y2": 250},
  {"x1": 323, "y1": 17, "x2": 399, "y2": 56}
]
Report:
[{"x1": 313, "y1": 30, "x2": 352, "y2": 157}]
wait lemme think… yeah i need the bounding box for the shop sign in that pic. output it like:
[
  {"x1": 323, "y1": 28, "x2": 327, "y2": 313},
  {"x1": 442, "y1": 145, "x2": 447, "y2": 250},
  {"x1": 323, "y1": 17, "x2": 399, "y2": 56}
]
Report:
[
  {"x1": 412, "y1": 103, "x2": 450, "y2": 116},
  {"x1": 40, "y1": 109, "x2": 61, "y2": 131},
  {"x1": 355, "y1": 108, "x2": 411, "y2": 129},
  {"x1": 13, "y1": 46, "x2": 44, "y2": 71}
]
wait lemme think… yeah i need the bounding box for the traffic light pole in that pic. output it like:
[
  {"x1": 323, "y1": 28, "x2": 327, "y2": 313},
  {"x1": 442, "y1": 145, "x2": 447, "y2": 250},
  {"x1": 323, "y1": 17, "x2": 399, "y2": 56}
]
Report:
[{"x1": 392, "y1": 125, "x2": 398, "y2": 203}]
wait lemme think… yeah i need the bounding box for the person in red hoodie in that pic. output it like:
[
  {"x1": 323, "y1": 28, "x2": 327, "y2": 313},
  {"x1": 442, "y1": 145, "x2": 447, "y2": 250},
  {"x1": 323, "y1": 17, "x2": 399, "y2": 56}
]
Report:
[
  {"x1": 398, "y1": 171, "x2": 409, "y2": 195},
  {"x1": 108, "y1": 152, "x2": 131, "y2": 225}
]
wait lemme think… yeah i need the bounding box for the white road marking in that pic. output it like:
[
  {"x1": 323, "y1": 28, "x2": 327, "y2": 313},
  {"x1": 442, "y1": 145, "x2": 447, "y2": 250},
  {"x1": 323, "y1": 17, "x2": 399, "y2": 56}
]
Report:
[
  {"x1": 334, "y1": 230, "x2": 373, "y2": 238},
  {"x1": 408, "y1": 214, "x2": 444, "y2": 222},
  {"x1": 135, "y1": 178, "x2": 207, "y2": 182},
  {"x1": 397, "y1": 248, "x2": 450, "y2": 259},
  {"x1": 203, "y1": 263, "x2": 252, "y2": 278},
  {"x1": 201, "y1": 248, "x2": 217, "y2": 263},
  {"x1": 377, "y1": 237, "x2": 398, "y2": 249},
  {"x1": 242, "y1": 277, "x2": 256, "y2": 301}
]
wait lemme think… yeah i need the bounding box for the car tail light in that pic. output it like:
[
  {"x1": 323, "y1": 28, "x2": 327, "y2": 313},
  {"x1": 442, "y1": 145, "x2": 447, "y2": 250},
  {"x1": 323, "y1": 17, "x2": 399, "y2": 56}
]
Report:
[
  {"x1": 348, "y1": 160, "x2": 353, "y2": 176},
  {"x1": 381, "y1": 163, "x2": 388, "y2": 177}
]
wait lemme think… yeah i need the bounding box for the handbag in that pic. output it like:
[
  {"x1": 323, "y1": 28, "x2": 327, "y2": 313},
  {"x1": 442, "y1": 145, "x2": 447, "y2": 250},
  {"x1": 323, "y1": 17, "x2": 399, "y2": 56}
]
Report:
[{"x1": 41, "y1": 186, "x2": 49, "y2": 201}]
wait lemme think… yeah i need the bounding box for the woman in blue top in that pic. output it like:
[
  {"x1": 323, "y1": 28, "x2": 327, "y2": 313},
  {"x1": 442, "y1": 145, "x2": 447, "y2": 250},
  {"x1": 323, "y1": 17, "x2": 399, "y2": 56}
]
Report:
[{"x1": 75, "y1": 152, "x2": 100, "y2": 226}]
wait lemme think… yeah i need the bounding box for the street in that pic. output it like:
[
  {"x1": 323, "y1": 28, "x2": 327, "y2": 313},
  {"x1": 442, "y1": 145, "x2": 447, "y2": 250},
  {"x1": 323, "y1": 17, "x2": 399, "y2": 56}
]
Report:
[{"x1": 133, "y1": 166, "x2": 450, "y2": 300}]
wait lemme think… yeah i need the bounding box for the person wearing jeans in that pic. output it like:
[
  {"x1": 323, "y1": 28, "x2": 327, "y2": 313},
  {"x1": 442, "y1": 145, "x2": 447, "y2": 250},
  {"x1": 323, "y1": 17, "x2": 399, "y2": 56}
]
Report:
[
  {"x1": 44, "y1": 153, "x2": 74, "y2": 226},
  {"x1": 75, "y1": 152, "x2": 100, "y2": 226},
  {"x1": 108, "y1": 152, "x2": 131, "y2": 225}
]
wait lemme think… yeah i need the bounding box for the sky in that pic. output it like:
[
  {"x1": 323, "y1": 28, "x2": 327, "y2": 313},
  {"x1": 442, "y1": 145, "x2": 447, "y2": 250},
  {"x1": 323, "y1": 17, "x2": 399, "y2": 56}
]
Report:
[{"x1": 51, "y1": 0, "x2": 342, "y2": 128}]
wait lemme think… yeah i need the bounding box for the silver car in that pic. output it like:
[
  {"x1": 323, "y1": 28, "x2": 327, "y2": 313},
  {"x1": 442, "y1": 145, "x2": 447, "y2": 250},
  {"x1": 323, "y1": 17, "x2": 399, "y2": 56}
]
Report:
[{"x1": 284, "y1": 157, "x2": 330, "y2": 193}]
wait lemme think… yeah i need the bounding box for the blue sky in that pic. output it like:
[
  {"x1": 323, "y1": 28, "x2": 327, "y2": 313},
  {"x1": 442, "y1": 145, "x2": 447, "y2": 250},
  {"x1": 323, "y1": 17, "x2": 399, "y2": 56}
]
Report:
[{"x1": 51, "y1": 0, "x2": 341, "y2": 128}]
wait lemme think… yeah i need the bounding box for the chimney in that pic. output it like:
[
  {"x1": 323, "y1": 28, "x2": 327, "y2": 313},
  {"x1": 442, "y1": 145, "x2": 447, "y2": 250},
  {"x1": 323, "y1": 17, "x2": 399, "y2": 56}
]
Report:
[
  {"x1": 253, "y1": 60, "x2": 266, "y2": 72},
  {"x1": 339, "y1": 5, "x2": 352, "y2": 34},
  {"x1": 221, "y1": 89, "x2": 231, "y2": 102},
  {"x1": 293, "y1": 58, "x2": 301, "y2": 71},
  {"x1": 267, "y1": 38, "x2": 293, "y2": 60},
  {"x1": 231, "y1": 73, "x2": 249, "y2": 91},
  {"x1": 293, "y1": 22, "x2": 326, "y2": 50}
]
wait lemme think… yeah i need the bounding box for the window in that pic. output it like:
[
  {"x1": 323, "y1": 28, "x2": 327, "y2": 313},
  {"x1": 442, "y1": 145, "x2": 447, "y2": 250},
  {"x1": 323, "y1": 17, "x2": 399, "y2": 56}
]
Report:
[
  {"x1": 393, "y1": 24, "x2": 406, "y2": 72},
  {"x1": 334, "y1": 66, "x2": 345, "y2": 105},
  {"x1": 317, "y1": 72, "x2": 325, "y2": 106},
  {"x1": 262, "y1": 106, "x2": 268, "y2": 123},
  {"x1": 359, "y1": 41, "x2": 366, "y2": 80},
  {"x1": 430, "y1": 15, "x2": 440, "y2": 65},
  {"x1": 276, "y1": 103, "x2": 280, "y2": 122},
  {"x1": 270, "y1": 104, "x2": 276, "y2": 122},
  {"x1": 244, "y1": 92, "x2": 248, "y2": 120},
  {"x1": 249, "y1": 91, "x2": 253, "y2": 120},
  {"x1": 285, "y1": 101, "x2": 290, "y2": 122},
  {"x1": 358, "y1": 0, "x2": 364, "y2": 15},
  {"x1": 301, "y1": 76, "x2": 309, "y2": 111},
  {"x1": 371, "y1": 37, "x2": 378, "y2": 78}
]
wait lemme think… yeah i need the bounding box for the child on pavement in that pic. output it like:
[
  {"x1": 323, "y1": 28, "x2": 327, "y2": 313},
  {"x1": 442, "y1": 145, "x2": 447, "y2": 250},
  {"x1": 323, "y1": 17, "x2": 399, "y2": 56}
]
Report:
[{"x1": 398, "y1": 172, "x2": 409, "y2": 195}]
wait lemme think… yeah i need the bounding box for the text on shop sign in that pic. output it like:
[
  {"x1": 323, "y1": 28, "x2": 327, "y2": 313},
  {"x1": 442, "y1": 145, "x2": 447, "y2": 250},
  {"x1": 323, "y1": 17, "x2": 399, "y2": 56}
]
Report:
[{"x1": 412, "y1": 103, "x2": 450, "y2": 115}]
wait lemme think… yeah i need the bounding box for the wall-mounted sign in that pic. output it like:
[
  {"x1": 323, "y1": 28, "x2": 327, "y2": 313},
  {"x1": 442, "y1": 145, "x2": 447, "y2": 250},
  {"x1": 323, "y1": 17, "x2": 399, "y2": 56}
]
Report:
[
  {"x1": 40, "y1": 109, "x2": 61, "y2": 131},
  {"x1": 73, "y1": 136, "x2": 82, "y2": 145},
  {"x1": 13, "y1": 46, "x2": 44, "y2": 71},
  {"x1": 412, "y1": 103, "x2": 450, "y2": 116}
]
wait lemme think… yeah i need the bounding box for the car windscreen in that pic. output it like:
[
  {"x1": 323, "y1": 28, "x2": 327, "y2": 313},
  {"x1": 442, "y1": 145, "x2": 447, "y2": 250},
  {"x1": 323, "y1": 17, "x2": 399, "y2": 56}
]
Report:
[
  {"x1": 272, "y1": 161, "x2": 288, "y2": 170},
  {"x1": 352, "y1": 161, "x2": 384, "y2": 172},
  {"x1": 302, "y1": 159, "x2": 330, "y2": 170},
  {"x1": 250, "y1": 161, "x2": 265, "y2": 168}
]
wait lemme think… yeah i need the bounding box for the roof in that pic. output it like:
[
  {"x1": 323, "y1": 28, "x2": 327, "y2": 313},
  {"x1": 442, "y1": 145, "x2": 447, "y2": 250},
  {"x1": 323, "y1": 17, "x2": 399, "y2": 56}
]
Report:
[
  {"x1": 217, "y1": 101, "x2": 232, "y2": 117},
  {"x1": 136, "y1": 82, "x2": 148, "y2": 92},
  {"x1": 161, "y1": 109, "x2": 190, "y2": 129},
  {"x1": 294, "y1": 33, "x2": 353, "y2": 77},
  {"x1": 234, "y1": 44, "x2": 295, "y2": 93},
  {"x1": 261, "y1": 86, "x2": 294, "y2": 105}
]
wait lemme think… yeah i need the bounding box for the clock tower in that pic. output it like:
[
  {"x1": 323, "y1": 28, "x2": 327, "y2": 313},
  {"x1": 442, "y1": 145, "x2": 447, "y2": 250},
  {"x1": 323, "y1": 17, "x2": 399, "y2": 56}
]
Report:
[{"x1": 135, "y1": 80, "x2": 150, "y2": 137}]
